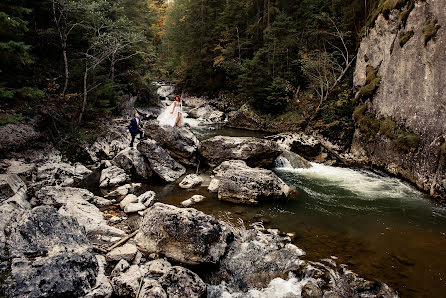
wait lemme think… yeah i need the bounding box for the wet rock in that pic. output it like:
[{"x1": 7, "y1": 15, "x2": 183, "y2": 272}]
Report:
[
  {"x1": 112, "y1": 148, "x2": 152, "y2": 179},
  {"x1": 212, "y1": 160, "x2": 291, "y2": 204},
  {"x1": 99, "y1": 166, "x2": 130, "y2": 188},
  {"x1": 144, "y1": 258, "x2": 172, "y2": 275},
  {"x1": 85, "y1": 255, "x2": 113, "y2": 298},
  {"x1": 5, "y1": 206, "x2": 98, "y2": 297},
  {"x1": 137, "y1": 140, "x2": 186, "y2": 182},
  {"x1": 111, "y1": 264, "x2": 146, "y2": 297},
  {"x1": 159, "y1": 266, "x2": 207, "y2": 298},
  {"x1": 181, "y1": 195, "x2": 206, "y2": 207},
  {"x1": 111, "y1": 259, "x2": 130, "y2": 277},
  {"x1": 36, "y1": 161, "x2": 92, "y2": 187},
  {"x1": 188, "y1": 105, "x2": 215, "y2": 119},
  {"x1": 119, "y1": 194, "x2": 138, "y2": 209},
  {"x1": 138, "y1": 190, "x2": 156, "y2": 207},
  {"x1": 179, "y1": 174, "x2": 203, "y2": 189},
  {"x1": 124, "y1": 202, "x2": 146, "y2": 214},
  {"x1": 301, "y1": 282, "x2": 323, "y2": 298},
  {"x1": 139, "y1": 279, "x2": 167, "y2": 298},
  {"x1": 58, "y1": 197, "x2": 126, "y2": 237},
  {"x1": 144, "y1": 120, "x2": 200, "y2": 166},
  {"x1": 208, "y1": 229, "x2": 305, "y2": 291},
  {"x1": 208, "y1": 110, "x2": 225, "y2": 123},
  {"x1": 208, "y1": 178, "x2": 219, "y2": 193},
  {"x1": 274, "y1": 150, "x2": 312, "y2": 169},
  {"x1": 106, "y1": 243, "x2": 137, "y2": 262},
  {"x1": 136, "y1": 203, "x2": 232, "y2": 265},
  {"x1": 199, "y1": 136, "x2": 282, "y2": 168}
]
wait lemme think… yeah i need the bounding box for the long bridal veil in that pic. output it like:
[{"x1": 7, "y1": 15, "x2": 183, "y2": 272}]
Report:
[{"x1": 157, "y1": 101, "x2": 184, "y2": 127}]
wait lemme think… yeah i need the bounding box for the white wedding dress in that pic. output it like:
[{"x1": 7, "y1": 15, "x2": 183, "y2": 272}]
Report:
[{"x1": 157, "y1": 101, "x2": 184, "y2": 127}]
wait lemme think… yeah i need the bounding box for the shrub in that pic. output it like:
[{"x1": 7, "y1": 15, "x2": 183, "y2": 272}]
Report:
[
  {"x1": 393, "y1": 131, "x2": 420, "y2": 152},
  {"x1": 358, "y1": 76, "x2": 381, "y2": 98},
  {"x1": 0, "y1": 113, "x2": 23, "y2": 126},
  {"x1": 353, "y1": 103, "x2": 367, "y2": 121},
  {"x1": 380, "y1": 117, "x2": 396, "y2": 137}
]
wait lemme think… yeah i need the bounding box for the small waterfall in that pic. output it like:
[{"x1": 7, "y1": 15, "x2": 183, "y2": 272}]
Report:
[{"x1": 274, "y1": 156, "x2": 293, "y2": 169}]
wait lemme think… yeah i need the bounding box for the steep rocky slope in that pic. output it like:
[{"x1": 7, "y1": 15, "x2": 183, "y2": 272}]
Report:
[{"x1": 352, "y1": 0, "x2": 445, "y2": 199}]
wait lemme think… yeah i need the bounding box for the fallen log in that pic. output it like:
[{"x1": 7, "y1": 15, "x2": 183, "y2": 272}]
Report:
[{"x1": 107, "y1": 230, "x2": 139, "y2": 252}]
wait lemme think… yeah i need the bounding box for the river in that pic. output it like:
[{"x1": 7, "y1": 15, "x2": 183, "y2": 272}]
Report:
[{"x1": 147, "y1": 122, "x2": 446, "y2": 297}]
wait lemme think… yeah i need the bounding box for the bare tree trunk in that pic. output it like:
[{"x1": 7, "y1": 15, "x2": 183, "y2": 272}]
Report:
[
  {"x1": 79, "y1": 62, "x2": 88, "y2": 124},
  {"x1": 236, "y1": 26, "x2": 241, "y2": 61},
  {"x1": 62, "y1": 42, "x2": 69, "y2": 95},
  {"x1": 110, "y1": 52, "x2": 116, "y2": 82}
]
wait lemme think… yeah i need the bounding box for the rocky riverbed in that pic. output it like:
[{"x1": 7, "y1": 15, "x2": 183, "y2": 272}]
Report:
[{"x1": 0, "y1": 101, "x2": 400, "y2": 297}]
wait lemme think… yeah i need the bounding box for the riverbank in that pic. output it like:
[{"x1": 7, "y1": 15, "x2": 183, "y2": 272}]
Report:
[{"x1": 0, "y1": 109, "x2": 403, "y2": 297}]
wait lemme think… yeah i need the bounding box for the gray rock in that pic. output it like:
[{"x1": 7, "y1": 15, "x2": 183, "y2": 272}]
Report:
[
  {"x1": 58, "y1": 197, "x2": 126, "y2": 237},
  {"x1": 104, "y1": 183, "x2": 142, "y2": 199},
  {"x1": 112, "y1": 148, "x2": 152, "y2": 179},
  {"x1": 106, "y1": 243, "x2": 137, "y2": 262},
  {"x1": 36, "y1": 162, "x2": 92, "y2": 187},
  {"x1": 99, "y1": 166, "x2": 129, "y2": 188},
  {"x1": 199, "y1": 136, "x2": 282, "y2": 168},
  {"x1": 274, "y1": 150, "x2": 312, "y2": 169},
  {"x1": 352, "y1": 0, "x2": 446, "y2": 198},
  {"x1": 136, "y1": 203, "x2": 232, "y2": 265},
  {"x1": 0, "y1": 203, "x2": 27, "y2": 259},
  {"x1": 119, "y1": 194, "x2": 138, "y2": 209},
  {"x1": 144, "y1": 120, "x2": 200, "y2": 166},
  {"x1": 5, "y1": 206, "x2": 98, "y2": 297},
  {"x1": 301, "y1": 282, "x2": 323, "y2": 298},
  {"x1": 0, "y1": 174, "x2": 28, "y2": 208},
  {"x1": 159, "y1": 266, "x2": 207, "y2": 298},
  {"x1": 5, "y1": 159, "x2": 36, "y2": 182},
  {"x1": 137, "y1": 140, "x2": 186, "y2": 182},
  {"x1": 179, "y1": 174, "x2": 203, "y2": 189},
  {"x1": 208, "y1": 110, "x2": 225, "y2": 123},
  {"x1": 0, "y1": 123, "x2": 41, "y2": 153},
  {"x1": 139, "y1": 279, "x2": 167, "y2": 298},
  {"x1": 227, "y1": 104, "x2": 266, "y2": 131},
  {"x1": 111, "y1": 265, "x2": 146, "y2": 297},
  {"x1": 124, "y1": 202, "x2": 146, "y2": 214},
  {"x1": 87, "y1": 125, "x2": 129, "y2": 162},
  {"x1": 212, "y1": 160, "x2": 291, "y2": 204},
  {"x1": 144, "y1": 258, "x2": 172, "y2": 275},
  {"x1": 138, "y1": 190, "x2": 156, "y2": 207},
  {"x1": 111, "y1": 259, "x2": 130, "y2": 277},
  {"x1": 85, "y1": 255, "x2": 113, "y2": 298},
  {"x1": 34, "y1": 186, "x2": 100, "y2": 208}
]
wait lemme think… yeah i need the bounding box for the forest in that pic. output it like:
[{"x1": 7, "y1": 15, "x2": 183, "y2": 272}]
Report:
[{"x1": 1, "y1": 0, "x2": 378, "y2": 152}]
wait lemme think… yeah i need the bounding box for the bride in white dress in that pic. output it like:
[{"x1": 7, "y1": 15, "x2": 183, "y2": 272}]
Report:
[{"x1": 157, "y1": 95, "x2": 184, "y2": 127}]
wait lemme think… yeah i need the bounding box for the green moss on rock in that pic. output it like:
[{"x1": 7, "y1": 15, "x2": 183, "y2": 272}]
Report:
[
  {"x1": 358, "y1": 76, "x2": 381, "y2": 98},
  {"x1": 0, "y1": 113, "x2": 23, "y2": 126},
  {"x1": 380, "y1": 117, "x2": 396, "y2": 137},
  {"x1": 393, "y1": 131, "x2": 420, "y2": 152},
  {"x1": 423, "y1": 22, "x2": 441, "y2": 45},
  {"x1": 353, "y1": 103, "x2": 367, "y2": 121},
  {"x1": 399, "y1": 30, "x2": 414, "y2": 47}
]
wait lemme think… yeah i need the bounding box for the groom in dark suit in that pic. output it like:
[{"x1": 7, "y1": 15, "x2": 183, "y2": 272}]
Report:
[{"x1": 127, "y1": 112, "x2": 150, "y2": 148}]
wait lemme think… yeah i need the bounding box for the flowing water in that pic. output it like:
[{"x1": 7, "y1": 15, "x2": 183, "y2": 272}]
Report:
[{"x1": 147, "y1": 124, "x2": 446, "y2": 297}]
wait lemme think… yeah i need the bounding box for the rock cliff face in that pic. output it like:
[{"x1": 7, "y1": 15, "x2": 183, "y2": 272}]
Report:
[{"x1": 352, "y1": 0, "x2": 445, "y2": 199}]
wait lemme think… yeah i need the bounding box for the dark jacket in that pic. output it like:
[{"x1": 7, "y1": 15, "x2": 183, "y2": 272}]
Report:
[{"x1": 127, "y1": 116, "x2": 148, "y2": 134}]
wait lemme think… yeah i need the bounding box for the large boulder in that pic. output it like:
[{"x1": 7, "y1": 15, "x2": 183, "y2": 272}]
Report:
[
  {"x1": 34, "y1": 186, "x2": 104, "y2": 208},
  {"x1": 159, "y1": 266, "x2": 207, "y2": 298},
  {"x1": 0, "y1": 123, "x2": 42, "y2": 153},
  {"x1": 4, "y1": 159, "x2": 36, "y2": 183},
  {"x1": 144, "y1": 120, "x2": 200, "y2": 166},
  {"x1": 136, "y1": 203, "x2": 232, "y2": 265},
  {"x1": 36, "y1": 161, "x2": 92, "y2": 187},
  {"x1": 199, "y1": 136, "x2": 282, "y2": 168},
  {"x1": 111, "y1": 265, "x2": 146, "y2": 297},
  {"x1": 137, "y1": 140, "x2": 186, "y2": 182},
  {"x1": 86, "y1": 123, "x2": 129, "y2": 162},
  {"x1": 112, "y1": 148, "x2": 152, "y2": 179},
  {"x1": 274, "y1": 150, "x2": 312, "y2": 169},
  {"x1": 58, "y1": 197, "x2": 125, "y2": 237},
  {"x1": 179, "y1": 174, "x2": 203, "y2": 189},
  {"x1": 210, "y1": 160, "x2": 291, "y2": 204},
  {"x1": 5, "y1": 206, "x2": 99, "y2": 297},
  {"x1": 99, "y1": 166, "x2": 130, "y2": 188}
]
